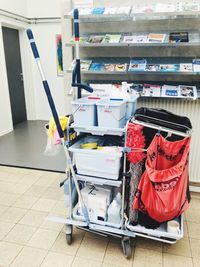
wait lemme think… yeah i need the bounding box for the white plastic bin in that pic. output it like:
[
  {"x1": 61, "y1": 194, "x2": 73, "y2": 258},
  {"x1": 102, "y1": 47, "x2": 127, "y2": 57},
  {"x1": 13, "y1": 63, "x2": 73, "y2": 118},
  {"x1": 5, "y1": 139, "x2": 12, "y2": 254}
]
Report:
[
  {"x1": 71, "y1": 97, "x2": 101, "y2": 126},
  {"x1": 125, "y1": 96, "x2": 138, "y2": 120},
  {"x1": 69, "y1": 137, "x2": 122, "y2": 180},
  {"x1": 97, "y1": 98, "x2": 127, "y2": 128}
]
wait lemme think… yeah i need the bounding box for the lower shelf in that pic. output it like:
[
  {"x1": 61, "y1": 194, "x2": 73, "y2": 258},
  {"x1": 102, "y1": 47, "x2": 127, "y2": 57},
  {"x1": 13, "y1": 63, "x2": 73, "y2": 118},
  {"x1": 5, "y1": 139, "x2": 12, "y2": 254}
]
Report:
[
  {"x1": 73, "y1": 204, "x2": 122, "y2": 229},
  {"x1": 127, "y1": 215, "x2": 183, "y2": 240}
]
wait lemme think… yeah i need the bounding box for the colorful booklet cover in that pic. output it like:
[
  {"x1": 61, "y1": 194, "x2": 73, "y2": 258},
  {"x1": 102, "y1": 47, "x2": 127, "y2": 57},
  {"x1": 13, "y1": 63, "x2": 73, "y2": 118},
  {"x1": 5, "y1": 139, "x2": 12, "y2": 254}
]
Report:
[
  {"x1": 161, "y1": 85, "x2": 180, "y2": 97},
  {"x1": 102, "y1": 34, "x2": 121, "y2": 43},
  {"x1": 104, "y1": 7, "x2": 118, "y2": 15},
  {"x1": 70, "y1": 36, "x2": 89, "y2": 43},
  {"x1": 103, "y1": 63, "x2": 115, "y2": 72},
  {"x1": 122, "y1": 35, "x2": 148, "y2": 43},
  {"x1": 92, "y1": 7, "x2": 105, "y2": 15},
  {"x1": 159, "y1": 64, "x2": 179, "y2": 72},
  {"x1": 147, "y1": 33, "x2": 166, "y2": 43},
  {"x1": 169, "y1": 32, "x2": 189, "y2": 43},
  {"x1": 129, "y1": 83, "x2": 144, "y2": 95},
  {"x1": 78, "y1": 8, "x2": 92, "y2": 16},
  {"x1": 80, "y1": 60, "x2": 92, "y2": 71},
  {"x1": 143, "y1": 84, "x2": 161, "y2": 97},
  {"x1": 193, "y1": 59, "x2": 200, "y2": 72},
  {"x1": 88, "y1": 35, "x2": 105, "y2": 43},
  {"x1": 115, "y1": 63, "x2": 127, "y2": 72},
  {"x1": 179, "y1": 63, "x2": 193, "y2": 72},
  {"x1": 145, "y1": 64, "x2": 160, "y2": 71},
  {"x1": 179, "y1": 85, "x2": 197, "y2": 99},
  {"x1": 129, "y1": 59, "x2": 147, "y2": 71},
  {"x1": 89, "y1": 62, "x2": 104, "y2": 71}
]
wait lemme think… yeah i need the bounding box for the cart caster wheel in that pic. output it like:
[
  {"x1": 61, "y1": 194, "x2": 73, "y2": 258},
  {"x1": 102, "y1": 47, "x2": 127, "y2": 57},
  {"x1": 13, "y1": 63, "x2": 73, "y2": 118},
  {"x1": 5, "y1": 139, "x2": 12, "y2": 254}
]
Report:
[
  {"x1": 66, "y1": 233, "x2": 72, "y2": 245},
  {"x1": 122, "y1": 237, "x2": 131, "y2": 259},
  {"x1": 66, "y1": 225, "x2": 73, "y2": 245}
]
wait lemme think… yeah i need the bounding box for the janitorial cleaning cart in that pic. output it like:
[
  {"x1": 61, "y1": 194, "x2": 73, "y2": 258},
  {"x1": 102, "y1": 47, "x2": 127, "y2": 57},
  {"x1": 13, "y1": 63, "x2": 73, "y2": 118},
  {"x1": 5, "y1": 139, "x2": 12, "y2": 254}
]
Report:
[{"x1": 27, "y1": 8, "x2": 192, "y2": 259}]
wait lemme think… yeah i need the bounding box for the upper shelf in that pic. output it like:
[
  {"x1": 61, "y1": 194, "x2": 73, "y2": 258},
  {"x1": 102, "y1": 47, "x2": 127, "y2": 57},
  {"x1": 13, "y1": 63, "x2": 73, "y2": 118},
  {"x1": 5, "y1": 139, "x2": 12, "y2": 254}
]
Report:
[{"x1": 64, "y1": 10, "x2": 200, "y2": 23}]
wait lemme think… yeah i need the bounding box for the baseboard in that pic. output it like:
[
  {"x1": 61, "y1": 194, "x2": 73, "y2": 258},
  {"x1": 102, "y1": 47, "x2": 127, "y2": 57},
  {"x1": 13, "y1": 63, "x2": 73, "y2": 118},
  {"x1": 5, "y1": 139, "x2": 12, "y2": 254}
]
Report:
[{"x1": 0, "y1": 128, "x2": 13, "y2": 137}]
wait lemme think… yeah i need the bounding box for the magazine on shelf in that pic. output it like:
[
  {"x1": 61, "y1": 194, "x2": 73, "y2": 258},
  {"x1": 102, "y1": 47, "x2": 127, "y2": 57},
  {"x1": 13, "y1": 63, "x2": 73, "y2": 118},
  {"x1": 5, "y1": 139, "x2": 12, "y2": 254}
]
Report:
[
  {"x1": 179, "y1": 63, "x2": 193, "y2": 72},
  {"x1": 122, "y1": 35, "x2": 148, "y2": 43},
  {"x1": 145, "y1": 64, "x2": 160, "y2": 71},
  {"x1": 143, "y1": 84, "x2": 161, "y2": 97},
  {"x1": 103, "y1": 63, "x2": 115, "y2": 72},
  {"x1": 147, "y1": 33, "x2": 166, "y2": 43},
  {"x1": 129, "y1": 83, "x2": 144, "y2": 95},
  {"x1": 80, "y1": 60, "x2": 92, "y2": 71},
  {"x1": 116, "y1": 6, "x2": 131, "y2": 15},
  {"x1": 179, "y1": 85, "x2": 197, "y2": 99},
  {"x1": 161, "y1": 85, "x2": 179, "y2": 97},
  {"x1": 155, "y1": 3, "x2": 176, "y2": 13},
  {"x1": 169, "y1": 32, "x2": 189, "y2": 43},
  {"x1": 102, "y1": 34, "x2": 122, "y2": 43},
  {"x1": 78, "y1": 8, "x2": 92, "y2": 16},
  {"x1": 70, "y1": 36, "x2": 89, "y2": 43},
  {"x1": 129, "y1": 59, "x2": 147, "y2": 71},
  {"x1": 104, "y1": 7, "x2": 118, "y2": 15},
  {"x1": 159, "y1": 64, "x2": 179, "y2": 72},
  {"x1": 91, "y1": 7, "x2": 105, "y2": 15},
  {"x1": 89, "y1": 84, "x2": 112, "y2": 97},
  {"x1": 115, "y1": 63, "x2": 127, "y2": 72},
  {"x1": 189, "y1": 32, "x2": 200, "y2": 43},
  {"x1": 193, "y1": 58, "x2": 200, "y2": 72},
  {"x1": 132, "y1": 5, "x2": 155, "y2": 14},
  {"x1": 89, "y1": 62, "x2": 104, "y2": 71},
  {"x1": 179, "y1": 2, "x2": 199, "y2": 12},
  {"x1": 88, "y1": 35, "x2": 105, "y2": 43}
]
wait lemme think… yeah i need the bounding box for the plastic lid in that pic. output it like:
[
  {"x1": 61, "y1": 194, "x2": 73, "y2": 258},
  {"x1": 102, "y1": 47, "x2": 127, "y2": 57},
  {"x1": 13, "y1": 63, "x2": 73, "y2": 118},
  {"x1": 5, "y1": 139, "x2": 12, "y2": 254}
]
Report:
[
  {"x1": 72, "y1": 96, "x2": 101, "y2": 106},
  {"x1": 97, "y1": 98, "x2": 126, "y2": 107}
]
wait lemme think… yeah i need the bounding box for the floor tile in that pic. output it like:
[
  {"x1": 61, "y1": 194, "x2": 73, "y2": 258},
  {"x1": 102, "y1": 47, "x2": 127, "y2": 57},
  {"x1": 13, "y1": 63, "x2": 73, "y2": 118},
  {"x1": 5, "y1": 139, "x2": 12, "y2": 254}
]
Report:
[
  {"x1": 0, "y1": 192, "x2": 20, "y2": 206},
  {"x1": 51, "y1": 231, "x2": 83, "y2": 257},
  {"x1": 133, "y1": 247, "x2": 162, "y2": 267},
  {"x1": 185, "y1": 209, "x2": 200, "y2": 223},
  {"x1": 0, "y1": 221, "x2": 15, "y2": 240},
  {"x1": 76, "y1": 235, "x2": 108, "y2": 262},
  {"x1": 42, "y1": 187, "x2": 63, "y2": 200},
  {"x1": 34, "y1": 172, "x2": 60, "y2": 187},
  {"x1": 4, "y1": 224, "x2": 36, "y2": 245},
  {"x1": 0, "y1": 241, "x2": 22, "y2": 266},
  {"x1": 13, "y1": 195, "x2": 38, "y2": 209},
  {"x1": 17, "y1": 172, "x2": 41, "y2": 185},
  {"x1": 19, "y1": 210, "x2": 48, "y2": 227},
  {"x1": 0, "y1": 205, "x2": 8, "y2": 216},
  {"x1": 24, "y1": 185, "x2": 47, "y2": 198},
  {"x1": 10, "y1": 246, "x2": 47, "y2": 267},
  {"x1": 40, "y1": 251, "x2": 73, "y2": 267},
  {"x1": 136, "y1": 237, "x2": 162, "y2": 252},
  {"x1": 187, "y1": 222, "x2": 200, "y2": 239},
  {"x1": 188, "y1": 197, "x2": 200, "y2": 210},
  {"x1": 50, "y1": 201, "x2": 68, "y2": 216},
  {"x1": 163, "y1": 238, "x2": 191, "y2": 257},
  {"x1": 31, "y1": 198, "x2": 57, "y2": 212},
  {"x1": 28, "y1": 228, "x2": 59, "y2": 250},
  {"x1": 193, "y1": 258, "x2": 200, "y2": 267},
  {"x1": 163, "y1": 253, "x2": 193, "y2": 267},
  {"x1": 72, "y1": 257, "x2": 102, "y2": 267},
  {"x1": 0, "y1": 207, "x2": 27, "y2": 223},
  {"x1": 104, "y1": 240, "x2": 134, "y2": 267},
  {"x1": 190, "y1": 238, "x2": 200, "y2": 258},
  {"x1": 40, "y1": 216, "x2": 64, "y2": 232},
  {"x1": 102, "y1": 264, "x2": 127, "y2": 267}
]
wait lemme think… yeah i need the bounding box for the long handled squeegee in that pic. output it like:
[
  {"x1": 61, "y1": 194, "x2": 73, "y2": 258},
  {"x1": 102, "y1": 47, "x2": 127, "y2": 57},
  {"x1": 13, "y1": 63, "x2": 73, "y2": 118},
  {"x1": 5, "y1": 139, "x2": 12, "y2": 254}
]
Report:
[{"x1": 26, "y1": 29, "x2": 89, "y2": 225}]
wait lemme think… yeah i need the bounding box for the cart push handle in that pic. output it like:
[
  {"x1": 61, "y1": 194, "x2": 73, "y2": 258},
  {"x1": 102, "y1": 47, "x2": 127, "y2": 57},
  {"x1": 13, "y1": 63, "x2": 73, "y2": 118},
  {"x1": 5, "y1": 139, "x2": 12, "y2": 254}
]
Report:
[{"x1": 26, "y1": 29, "x2": 64, "y2": 139}]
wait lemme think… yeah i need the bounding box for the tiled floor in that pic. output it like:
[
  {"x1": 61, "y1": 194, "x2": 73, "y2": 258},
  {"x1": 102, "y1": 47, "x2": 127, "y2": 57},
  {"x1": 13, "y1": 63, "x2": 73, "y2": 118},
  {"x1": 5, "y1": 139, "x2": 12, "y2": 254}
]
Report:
[{"x1": 0, "y1": 166, "x2": 199, "y2": 267}]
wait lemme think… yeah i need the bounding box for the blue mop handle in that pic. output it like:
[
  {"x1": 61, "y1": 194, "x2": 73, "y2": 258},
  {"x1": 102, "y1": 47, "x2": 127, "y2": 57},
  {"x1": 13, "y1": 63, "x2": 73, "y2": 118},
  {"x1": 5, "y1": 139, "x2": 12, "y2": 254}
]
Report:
[
  {"x1": 26, "y1": 29, "x2": 64, "y2": 139},
  {"x1": 73, "y1": 9, "x2": 79, "y2": 41}
]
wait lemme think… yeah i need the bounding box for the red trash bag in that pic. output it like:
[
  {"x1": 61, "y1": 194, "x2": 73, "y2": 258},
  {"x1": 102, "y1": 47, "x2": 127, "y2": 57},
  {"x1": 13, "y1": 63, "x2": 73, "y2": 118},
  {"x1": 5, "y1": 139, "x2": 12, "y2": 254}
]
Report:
[{"x1": 133, "y1": 134, "x2": 191, "y2": 223}]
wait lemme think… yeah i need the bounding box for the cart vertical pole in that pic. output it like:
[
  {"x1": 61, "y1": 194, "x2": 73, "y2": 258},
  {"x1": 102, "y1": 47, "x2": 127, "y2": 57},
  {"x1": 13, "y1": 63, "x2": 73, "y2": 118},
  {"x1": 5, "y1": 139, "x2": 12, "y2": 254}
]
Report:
[{"x1": 73, "y1": 9, "x2": 81, "y2": 99}]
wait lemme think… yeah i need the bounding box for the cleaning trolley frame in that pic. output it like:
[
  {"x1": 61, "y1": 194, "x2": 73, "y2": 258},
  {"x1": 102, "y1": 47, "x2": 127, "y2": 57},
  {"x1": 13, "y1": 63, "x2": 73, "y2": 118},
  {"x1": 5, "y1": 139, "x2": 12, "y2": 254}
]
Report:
[{"x1": 27, "y1": 9, "x2": 191, "y2": 258}]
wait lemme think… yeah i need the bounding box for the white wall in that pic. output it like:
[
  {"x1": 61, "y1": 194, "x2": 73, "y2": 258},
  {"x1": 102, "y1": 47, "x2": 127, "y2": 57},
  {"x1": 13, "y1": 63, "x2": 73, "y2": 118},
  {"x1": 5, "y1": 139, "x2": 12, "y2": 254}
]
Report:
[
  {"x1": 0, "y1": 0, "x2": 27, "y2": 16},
  {"x1": 27, "y1": 0, "x2": 63, "y2": 18}
]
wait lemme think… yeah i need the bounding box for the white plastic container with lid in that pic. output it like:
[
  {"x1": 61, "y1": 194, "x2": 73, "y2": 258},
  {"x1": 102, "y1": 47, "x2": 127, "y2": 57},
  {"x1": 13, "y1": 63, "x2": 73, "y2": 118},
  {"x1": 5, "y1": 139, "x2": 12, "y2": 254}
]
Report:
[
  {"x1": 71, "y1": 96, "x2": 101, "y2": 127},
  {"x1": 68, "y1": 137, "x2": 122, "y2": 180},
  {"x1": 96, "y1": 98, "x2": 127, "y2": 128}
]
